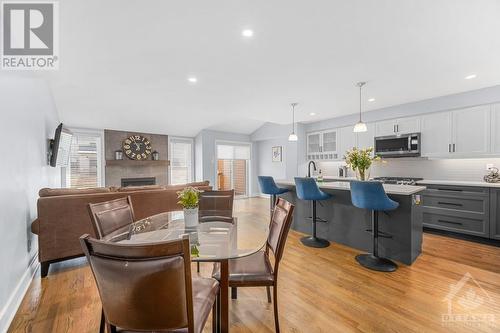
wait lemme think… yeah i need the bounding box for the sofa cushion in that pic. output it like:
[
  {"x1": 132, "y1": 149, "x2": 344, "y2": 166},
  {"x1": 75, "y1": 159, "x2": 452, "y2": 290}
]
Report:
[{"x1": 38, "y1": 187, "x2": 111, "y2": 197}]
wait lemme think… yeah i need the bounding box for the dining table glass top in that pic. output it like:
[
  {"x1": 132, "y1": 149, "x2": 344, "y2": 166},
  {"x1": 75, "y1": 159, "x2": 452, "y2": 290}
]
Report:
[{"x1": 105, "y1": 211, "x2": 269, "y2": 262}]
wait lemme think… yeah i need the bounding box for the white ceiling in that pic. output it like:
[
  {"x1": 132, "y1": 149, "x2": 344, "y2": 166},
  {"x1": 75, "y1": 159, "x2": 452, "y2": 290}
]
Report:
[{"x1": 41, "y1": 0, "x2": 500, "y2": 136}]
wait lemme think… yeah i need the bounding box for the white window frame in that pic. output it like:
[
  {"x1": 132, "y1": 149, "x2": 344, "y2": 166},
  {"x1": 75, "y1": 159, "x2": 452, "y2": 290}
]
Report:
[
  {"x1": 168, "y1": 136, "x2": 195, "y2": 185},
  {"x1": 61, "y1": 127, "x2": 105, "y2": 188},
  {"x1": 214, "y1": 140, "x2": 252, "y2": 198}
]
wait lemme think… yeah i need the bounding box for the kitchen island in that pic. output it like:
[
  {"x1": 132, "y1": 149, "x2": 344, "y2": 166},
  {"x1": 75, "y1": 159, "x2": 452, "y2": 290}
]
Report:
[{"x1": 276, "y1": 180, "x2": 426, "y2": 265}]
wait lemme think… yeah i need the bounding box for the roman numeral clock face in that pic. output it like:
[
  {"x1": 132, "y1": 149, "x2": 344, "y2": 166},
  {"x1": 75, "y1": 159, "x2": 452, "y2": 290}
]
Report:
[{"x1": 122, "y1": 135, "x2": 152, "y2": 160}]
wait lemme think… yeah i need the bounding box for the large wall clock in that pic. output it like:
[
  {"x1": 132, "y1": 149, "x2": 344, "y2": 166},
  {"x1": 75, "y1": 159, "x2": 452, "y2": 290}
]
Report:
[{"x1": 122, "y1": 135, "x2": 152, "y2": 160}]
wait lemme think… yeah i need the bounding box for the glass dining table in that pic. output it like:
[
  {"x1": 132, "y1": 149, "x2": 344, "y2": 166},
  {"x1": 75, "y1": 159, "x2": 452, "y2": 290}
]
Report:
[{"x1": 104, "y1": 211, "x2": 269, "y2": 333}]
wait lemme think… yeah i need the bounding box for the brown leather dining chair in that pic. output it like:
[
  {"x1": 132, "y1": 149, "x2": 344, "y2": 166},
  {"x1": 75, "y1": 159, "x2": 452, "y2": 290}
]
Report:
[
  {"x1": 197, "y1": 189, "x2": 235, "y2": 273},
  {"x1": 80, "y1": 234, "x2": 219, "y2": 333},
  {"x1": 212, "y1": 197, "x2": 295, "y2": 333},
  {"x1": 88, "y1": 196, "x2": 135, "y2": 239},
  {"x1": 198, "y1": 189, "x2": 235, "y2": 223}
]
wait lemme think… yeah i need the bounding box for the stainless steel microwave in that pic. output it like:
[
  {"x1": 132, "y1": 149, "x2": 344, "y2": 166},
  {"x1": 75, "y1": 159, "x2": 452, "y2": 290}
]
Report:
[{"x1": 374, "y1": 133, "x2": 421, "y2": 157}]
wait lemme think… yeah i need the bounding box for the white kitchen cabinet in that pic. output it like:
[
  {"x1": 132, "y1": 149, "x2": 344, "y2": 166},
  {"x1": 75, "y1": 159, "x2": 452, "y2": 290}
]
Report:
[
  {"x1": 375, "y1": 117, "x2": 420, "y2": 137},
  {"x1": 356, "y1": 122, "x2": 375, "y2": 149},
  {"x1": 375, "y1": 120, "x2": 397, "y2": 137},
  {"x1": 491, "y1": 104, "x2": 500, "y2": 153},
  {"x1": 452, "y1": 105, "x2": 490, "y2": 155},
  {"x1": 322, "y1": 130, "x2": 338, "y2": 154},
  {"x1": 420, "y1": 105, "x2": 491, "y2": 158},
  {"x1": 420, "y1": 111, "x2": 452, "y2": 157},
  {"x1": 306, "y1": 130, "x2": 338, "y2": 160},
  {"x1": 338, "y1": 126, "x2": 357, "y2": 159},
  {"x1": 397, "y1": 116, "x2": 421, "y2": 134},
  {"x1": 307, "y1": 132, "x2": 321, "y2": 154}
]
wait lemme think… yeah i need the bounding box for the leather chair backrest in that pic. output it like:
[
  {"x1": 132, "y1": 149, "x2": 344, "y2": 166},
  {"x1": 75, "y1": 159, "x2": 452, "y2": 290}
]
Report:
[
  {"x1": 266, "y1": 198, "x2": 294, "y2": 266},
  {"x1": 88, "y1": 196, "x2": 135, "y2": 239},
  {"x1": 80, "y1": 235, "x2": 194, "y2": 332},
  {"x1": 198, "y1": 190, "x2": 234, "y2": 222}
]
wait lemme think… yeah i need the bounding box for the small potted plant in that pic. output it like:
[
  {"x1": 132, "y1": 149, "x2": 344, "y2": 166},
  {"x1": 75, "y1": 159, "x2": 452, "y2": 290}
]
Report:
[
  {"x1": 344, "y1": 147, "x2": 381, "y2": 181},
  {"x1": 177, "y1": 187, "x2": 201, "y2": 227}
]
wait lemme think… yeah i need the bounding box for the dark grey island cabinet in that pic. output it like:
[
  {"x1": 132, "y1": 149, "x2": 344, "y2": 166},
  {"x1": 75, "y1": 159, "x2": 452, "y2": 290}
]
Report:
[
  {"x1": 489, "y1": 188, "x2": 500, "y2": 240},
  {"x1": 419, "y1": 183, "x2": 500, "y2": 241}
]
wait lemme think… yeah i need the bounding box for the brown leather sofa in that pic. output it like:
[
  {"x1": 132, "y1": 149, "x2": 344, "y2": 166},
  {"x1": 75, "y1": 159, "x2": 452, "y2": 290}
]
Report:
[{"x1": 31, "y1": 181, "x2": 212, "y2": 277}]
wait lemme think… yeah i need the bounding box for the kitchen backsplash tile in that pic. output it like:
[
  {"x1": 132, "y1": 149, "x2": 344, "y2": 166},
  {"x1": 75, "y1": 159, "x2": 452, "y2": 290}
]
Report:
[{"x1": 316, "y1": 158, "x2": 500, "y2": 182}]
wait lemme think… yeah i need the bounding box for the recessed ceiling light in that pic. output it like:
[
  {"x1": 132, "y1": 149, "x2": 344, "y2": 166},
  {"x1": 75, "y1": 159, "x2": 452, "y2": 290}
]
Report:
[
  {"x1": 465, "y1": 74, "x2": 477, "y2": 80},
  {"x1": 309, "y1": 112, "x2": 316, "y2": 116},
  {"x1": 241, "y1": 29, "x2": 254, "y2": 37},
  {"x1": 368, "y1": 98, "x2": 376, "y2": 102},
  {"x1": 187, "y1": 77, "x2": 198, "y2": 83}
]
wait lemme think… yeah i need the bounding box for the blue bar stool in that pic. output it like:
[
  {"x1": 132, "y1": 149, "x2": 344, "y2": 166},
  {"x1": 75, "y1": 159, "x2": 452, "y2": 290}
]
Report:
[
  {"x1": 294, "y1": 177, "x2": 332, "y2": 248},
  {"x1": 350, "y1": 180, "x2": 399, "y2": 272},
  {"x1": 258, "y1": 176, "x2": 289, "y2": 215}
]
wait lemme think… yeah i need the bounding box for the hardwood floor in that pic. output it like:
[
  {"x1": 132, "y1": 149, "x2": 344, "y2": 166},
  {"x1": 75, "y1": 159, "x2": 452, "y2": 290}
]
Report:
[{"x1": 8, "y1": 197, "x2": 500, "y2": 333}]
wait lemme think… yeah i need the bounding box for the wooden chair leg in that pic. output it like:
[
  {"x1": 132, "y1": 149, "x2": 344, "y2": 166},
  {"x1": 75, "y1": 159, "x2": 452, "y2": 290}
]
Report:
[
  {"x1": 197, "y1": 262, "x2": 200, "y2": 273},
  {"x1": 273, "y1": 285, "x2": 280, "y2": 333},
  {"x1": 106, "y1": 323, "x2": 117, "y2": 333},
  {"x1": 216, "y1": 292, "x2": 221, "y2": 332},
  {"x1": 99, "y1": 308, "x2": 105, "y2": 333},
  {"x1": 266, "y1": 286, "x2": 272, "y2": 303},
  {"x1": 231, "y1": 287, "x2": 238, "y2": 299},
  {"x1": 212, "y1": 296, "x2": 217, "y2": 333}
]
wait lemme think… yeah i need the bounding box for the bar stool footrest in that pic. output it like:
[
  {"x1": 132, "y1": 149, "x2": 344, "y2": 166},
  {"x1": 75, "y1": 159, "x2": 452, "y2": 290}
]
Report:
[{"x1": 355, "y1": 254, "x2": 397, "y2": 272}]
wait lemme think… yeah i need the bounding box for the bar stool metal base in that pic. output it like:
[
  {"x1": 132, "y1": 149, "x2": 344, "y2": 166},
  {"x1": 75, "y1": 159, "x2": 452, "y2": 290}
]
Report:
[
  {"x1": 355, "y1": 254, "x2": 397, "y2": 272},
  {"x1": 300, "y1": 236, "x2": 330, "y2": 248}
]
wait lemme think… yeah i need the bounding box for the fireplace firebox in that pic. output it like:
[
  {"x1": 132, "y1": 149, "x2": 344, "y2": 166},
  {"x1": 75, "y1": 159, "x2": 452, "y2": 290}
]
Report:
[{"x1": 121, "y1": 177, "x2": 156, "y2": 187}]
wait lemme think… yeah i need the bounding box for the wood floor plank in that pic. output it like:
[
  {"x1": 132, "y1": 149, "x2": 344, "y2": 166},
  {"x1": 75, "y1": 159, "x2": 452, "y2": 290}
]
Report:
[{"x1": 8, "y1": 197, "x2": 500, "y2": 333}]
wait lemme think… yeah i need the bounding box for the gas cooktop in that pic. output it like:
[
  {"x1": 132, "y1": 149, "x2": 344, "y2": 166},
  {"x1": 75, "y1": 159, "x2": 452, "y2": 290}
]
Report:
[{"x1": 372, "y1": 177, "x2": 423, "y2": 185}]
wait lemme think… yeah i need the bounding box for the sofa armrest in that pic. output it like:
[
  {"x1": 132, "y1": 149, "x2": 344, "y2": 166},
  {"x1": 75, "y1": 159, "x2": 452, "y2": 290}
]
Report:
[{"x1": 31, "y1": 218, "x2": 40, "y2": 235}]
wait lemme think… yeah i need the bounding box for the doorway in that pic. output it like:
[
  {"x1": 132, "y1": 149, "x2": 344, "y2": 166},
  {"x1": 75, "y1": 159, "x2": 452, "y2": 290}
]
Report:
[{"x1": 216, "y1": 142, "x2": 251, "y2": 198}]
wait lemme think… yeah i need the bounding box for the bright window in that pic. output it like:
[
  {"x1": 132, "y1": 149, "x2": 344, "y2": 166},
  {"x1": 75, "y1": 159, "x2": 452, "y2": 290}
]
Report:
[
  {"x1": 169, "y1": 137, "x2": 193, "y2": 185},
  {"x1": 216, "y1": 142, "x2": 251, "y2": 197},
  {"x1": 63, "y1": 130, "x2": 103, "y2": 188}
]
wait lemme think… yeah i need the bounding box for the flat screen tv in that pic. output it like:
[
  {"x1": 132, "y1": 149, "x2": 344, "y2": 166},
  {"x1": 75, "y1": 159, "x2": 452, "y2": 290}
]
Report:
[{"x1": 49, "y1": 123, "x2": 73, "y2": 167}]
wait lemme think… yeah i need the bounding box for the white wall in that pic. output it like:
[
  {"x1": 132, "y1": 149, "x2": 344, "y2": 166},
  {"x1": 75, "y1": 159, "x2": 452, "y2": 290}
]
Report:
[
  {"x1": 194, "y1": 132, "x2": 203, "y2": 181},
  {"x1": 252, "y1": 123, "x2": 307, "y2": 194},
  {"x1": 0, "y1": 75, "x2": 61, "y2": 331},
  {"x1": 195, "y1": 130, "x2": 258, "y2": 195}
]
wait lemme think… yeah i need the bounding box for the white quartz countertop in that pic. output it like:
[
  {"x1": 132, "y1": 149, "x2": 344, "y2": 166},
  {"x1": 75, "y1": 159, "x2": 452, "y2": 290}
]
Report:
[
  {"x1": 276, "y1": 180, "x2": 426, "y2": 196},
  {"x1": 417, "y1": 179, "x2": 500, "y2": 188},
  {"x1": 317, "y1": 176, "x2": 500, "y2": 188}
]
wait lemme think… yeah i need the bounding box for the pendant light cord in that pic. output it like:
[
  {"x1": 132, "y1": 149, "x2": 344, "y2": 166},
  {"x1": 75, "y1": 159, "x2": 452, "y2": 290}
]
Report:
[
  {"x1": 356, "y1": 82, "x2": 366, "y2": 122},
  {"x1": 291, "y1": 103, "x2": 298, "y2": 134}
]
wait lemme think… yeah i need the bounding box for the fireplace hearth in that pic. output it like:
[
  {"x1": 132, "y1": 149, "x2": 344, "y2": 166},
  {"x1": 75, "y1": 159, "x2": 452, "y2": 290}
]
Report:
[{"x1": 121, "y1": 177, "x2": 156, "y2": 187}]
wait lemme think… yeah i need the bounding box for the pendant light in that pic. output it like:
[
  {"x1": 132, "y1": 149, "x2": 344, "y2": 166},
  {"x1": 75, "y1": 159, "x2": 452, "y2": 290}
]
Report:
[
  {"x1": 353, "y1": 81, "x2": 368, "y2": 133},
  {"x1": 288, "y1": 102, "x2": 299, "y2": 141}
]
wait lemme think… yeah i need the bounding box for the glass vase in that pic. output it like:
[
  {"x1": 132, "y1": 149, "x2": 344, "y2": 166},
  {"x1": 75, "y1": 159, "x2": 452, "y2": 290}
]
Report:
[{"x1": 355, "y1": 168, "x2": 370, "y2": 181}]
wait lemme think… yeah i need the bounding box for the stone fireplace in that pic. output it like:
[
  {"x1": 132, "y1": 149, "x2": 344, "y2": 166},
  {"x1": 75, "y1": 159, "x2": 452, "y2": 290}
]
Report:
[{"x1": 104, "y1": 129, "x2": 169, "y2": 187}]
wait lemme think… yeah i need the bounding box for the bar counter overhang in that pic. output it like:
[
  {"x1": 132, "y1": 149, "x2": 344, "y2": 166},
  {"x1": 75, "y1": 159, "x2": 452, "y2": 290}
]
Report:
[{"x1": 276, "y1": 180, "x2": 426, "y2": 265}]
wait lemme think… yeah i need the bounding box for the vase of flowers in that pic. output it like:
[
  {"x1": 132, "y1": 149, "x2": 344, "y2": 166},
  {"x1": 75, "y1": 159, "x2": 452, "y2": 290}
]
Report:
[
  {"x1": 344, "y1": 147, "x2": 381, "y2": 181},
  {"x1": 177, "y1": 187, "x2": 201, "y2": 227}
]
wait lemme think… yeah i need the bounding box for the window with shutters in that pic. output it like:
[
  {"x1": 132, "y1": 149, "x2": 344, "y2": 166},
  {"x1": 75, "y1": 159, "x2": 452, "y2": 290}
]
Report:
[
  {"x1": 169, "y1": 137, "x2": 194, "y2": 185},
  {"x1": 62, "y1": 130, "x2": 103, "y2": 189}
]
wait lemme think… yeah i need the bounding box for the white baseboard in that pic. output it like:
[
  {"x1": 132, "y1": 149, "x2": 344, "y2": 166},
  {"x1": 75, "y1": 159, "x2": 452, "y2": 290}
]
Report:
[{"x1": 0, "y1": 254, "x2": 39, "y2": 333}]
